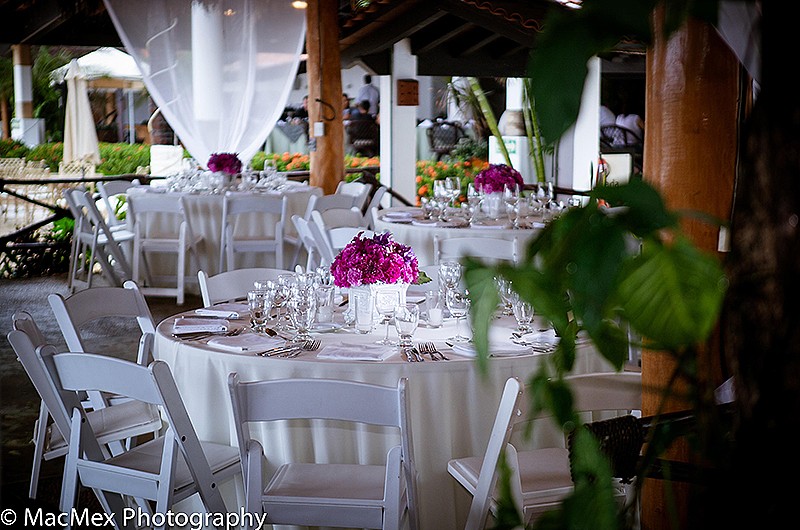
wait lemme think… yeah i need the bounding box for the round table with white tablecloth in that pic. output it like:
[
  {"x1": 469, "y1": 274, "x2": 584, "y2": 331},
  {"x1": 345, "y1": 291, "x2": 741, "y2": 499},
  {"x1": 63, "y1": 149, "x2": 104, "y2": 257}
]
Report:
[
  {"x1": 154, "y1": 301, "x2": 611, "y2": 529},
  {"x1": 373, "y1": 206, "x2": 542, "y2": 266},
  {"x1": 126, "y1": 183, "x2": 321, "y2": 282}
]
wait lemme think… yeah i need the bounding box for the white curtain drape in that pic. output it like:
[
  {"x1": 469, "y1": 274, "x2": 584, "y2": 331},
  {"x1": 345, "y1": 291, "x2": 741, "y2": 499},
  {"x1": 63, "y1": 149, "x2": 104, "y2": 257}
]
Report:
[{"x1": 103, "y1": 0, "x2": 306, "y2": 168}]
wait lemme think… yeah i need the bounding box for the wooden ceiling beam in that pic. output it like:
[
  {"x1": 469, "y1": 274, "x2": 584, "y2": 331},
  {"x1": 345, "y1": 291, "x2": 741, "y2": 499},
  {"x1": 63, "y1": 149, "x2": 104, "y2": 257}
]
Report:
[
  {"x1": 458, "y1": 33, "x2": 503, "y2": 57},
  {"x1": 340, "y1": 2, "x2": 446, "y2": 64},
  {"x1": 438, "y1": 0, "x2": 542, "y2": 47},
  {"x1": 414, "y1": 21, "x2": 476, "y2": 55}
]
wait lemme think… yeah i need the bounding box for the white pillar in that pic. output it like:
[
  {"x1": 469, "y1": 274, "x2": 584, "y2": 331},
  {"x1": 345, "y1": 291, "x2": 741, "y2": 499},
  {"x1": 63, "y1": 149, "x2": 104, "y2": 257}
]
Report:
[
  {"x1": 192, "y1": 3, "x2": 224, "y2": 122},
  {"x1": 11, "y1": 45, "x2": 44, "y2": 146},
  {"x1": 380, "y1": 39, "x2": 418, "y2": 206},
  {"x1": 556, "y1": 56, "x2": 601, "y2": 192}
]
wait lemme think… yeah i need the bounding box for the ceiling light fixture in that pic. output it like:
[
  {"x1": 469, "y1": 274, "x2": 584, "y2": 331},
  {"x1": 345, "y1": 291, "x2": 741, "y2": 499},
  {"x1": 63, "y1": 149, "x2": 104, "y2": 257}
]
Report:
[{"x1": 292, "y1": 1, "x2": 308, "y2": 9}]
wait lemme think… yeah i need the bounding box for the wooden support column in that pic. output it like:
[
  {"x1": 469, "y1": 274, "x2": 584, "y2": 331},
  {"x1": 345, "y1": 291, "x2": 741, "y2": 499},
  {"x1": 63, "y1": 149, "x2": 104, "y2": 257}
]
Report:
[
  {"x1": 641, "y1": 11, "x2": 739, "y2": 530},
  {"x1": 306, "y1": 0, "x2": 345, "y2": 195}
]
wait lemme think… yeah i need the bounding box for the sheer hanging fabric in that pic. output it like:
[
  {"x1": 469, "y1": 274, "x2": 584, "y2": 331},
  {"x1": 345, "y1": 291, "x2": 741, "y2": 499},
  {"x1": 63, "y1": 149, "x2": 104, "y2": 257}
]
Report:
[{"x1": 103, "y1": 0, "x2": 306, "y2": 168}]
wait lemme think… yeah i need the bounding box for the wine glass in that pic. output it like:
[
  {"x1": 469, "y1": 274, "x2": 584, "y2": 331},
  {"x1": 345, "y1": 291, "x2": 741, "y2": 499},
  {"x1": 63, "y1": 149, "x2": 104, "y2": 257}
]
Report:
[
  {"x1": 446, "y1": 289, "x2": 471, "y2": 343},
  {"x1": 394, "y1": 303, "x2": 420, "y2": 348},
  {"x1": 433, "y1": 180, "x2": 449, "y2": 215},
  {"x1": 445, "y1": 176, "x2": 461, "y2": 207},
  {"x1": 494, "y1": 276, "x2": 515, "y2": 316},
  {"x1": 375, "y1": 289, "x2": 401, "y2": 345},
  {"x1": 288, "y1": 286, "x2": 317, "y2": 342},
  {"x1": 511, "y1": 292, "x2": 534, "y2": 335},
  {"x1": 438, "y1": 260, "x2": 462, "y2": 292}
]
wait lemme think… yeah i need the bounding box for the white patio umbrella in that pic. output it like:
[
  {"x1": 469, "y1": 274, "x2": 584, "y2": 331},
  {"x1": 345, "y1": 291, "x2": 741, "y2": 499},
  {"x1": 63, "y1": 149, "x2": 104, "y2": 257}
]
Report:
[{"x1": 63, "y1": 59, "x2": 101, "y2": 165}]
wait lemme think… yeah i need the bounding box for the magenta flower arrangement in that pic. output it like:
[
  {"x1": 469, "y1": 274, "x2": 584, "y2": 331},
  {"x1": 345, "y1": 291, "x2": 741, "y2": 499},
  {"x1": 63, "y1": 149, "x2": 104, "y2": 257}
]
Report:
[
  {"x1": 207, "y1": 152, "x2": 243, "y2": 175},
  {"x1": 331, "y1": 232, "x2": 419, "y2": 288},
  {"x1": 473, "y1": 163, "x2": 524, "y2": 194}
]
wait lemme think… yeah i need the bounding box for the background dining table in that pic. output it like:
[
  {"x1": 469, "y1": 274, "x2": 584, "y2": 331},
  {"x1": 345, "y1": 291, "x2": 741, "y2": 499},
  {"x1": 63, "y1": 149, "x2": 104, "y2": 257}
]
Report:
[
  {"x1": 373, "y1": 206, "x2": 543, "y2": 266},
  {"x1": 126, "y1": 182, "x2": 322, "y2": 280},
  {"x1": 154, "y1": 300, "x2": 613, "y2": 529}
]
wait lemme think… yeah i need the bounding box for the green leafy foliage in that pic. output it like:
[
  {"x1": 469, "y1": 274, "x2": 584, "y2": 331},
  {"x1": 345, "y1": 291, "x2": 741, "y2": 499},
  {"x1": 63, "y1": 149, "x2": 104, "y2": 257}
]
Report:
[{"x1": 0, "y1": 139, "x2": 30, "y2": 158}]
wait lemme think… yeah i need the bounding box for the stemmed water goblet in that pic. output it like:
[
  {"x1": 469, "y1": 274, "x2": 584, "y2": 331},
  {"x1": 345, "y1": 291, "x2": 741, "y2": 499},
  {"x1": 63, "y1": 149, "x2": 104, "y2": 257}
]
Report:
[
  {"x1": 510, "y1": 292, "x2": 534, "y2": 335},
  {"x1": 446, "y1": 288, "x2": 471, "y2": 343},
  {"x1": 394, "y1": 303, "x2": 420, "y2": 349},
  {"x1": 445, "y1": 176, "x2": 461, "y2": 207},
  {"x1": 288, "y1": 286, "x2": 317, "y2": 342},
  {"x1": 433, "y1": 180, "x2": 449, "y2": 220},
  {"x1": 375, "y1": 289, "x2": 401, "y2": 345},
  {"x1": 438, "y1": 260, "x2": 462, "y2": 292},
  {"x1": 494, "y1": 276, "x2": 515, "y2": 316}
]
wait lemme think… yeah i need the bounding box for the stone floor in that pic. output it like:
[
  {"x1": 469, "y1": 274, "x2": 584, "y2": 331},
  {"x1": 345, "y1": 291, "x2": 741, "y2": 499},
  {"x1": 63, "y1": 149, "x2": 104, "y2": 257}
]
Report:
[{"x1": 0, "y1": 272, "x2": 201, "y2": 516}]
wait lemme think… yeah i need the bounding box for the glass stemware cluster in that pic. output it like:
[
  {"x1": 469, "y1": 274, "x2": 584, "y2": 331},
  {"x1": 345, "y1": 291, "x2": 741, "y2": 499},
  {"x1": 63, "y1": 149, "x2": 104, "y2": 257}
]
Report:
[
  {"x1": 438, "y1": 260, "x2": 471, "y2": 343},
  {"x1": 249, "y1": 266, "x2": 336, "y2": 342}
]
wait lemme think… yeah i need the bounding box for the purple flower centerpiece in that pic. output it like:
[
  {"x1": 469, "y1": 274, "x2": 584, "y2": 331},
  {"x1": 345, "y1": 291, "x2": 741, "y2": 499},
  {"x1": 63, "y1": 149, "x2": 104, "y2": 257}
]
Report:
[
  {"x1": 473, "y1": 163, "x2": 524, "y2": 194},
  {"x1": 207, "y1": 152, "x2": 243, "y2": 176},
  {"x1": 331, "y1": 231, "x2": 419, "y2": 288}
]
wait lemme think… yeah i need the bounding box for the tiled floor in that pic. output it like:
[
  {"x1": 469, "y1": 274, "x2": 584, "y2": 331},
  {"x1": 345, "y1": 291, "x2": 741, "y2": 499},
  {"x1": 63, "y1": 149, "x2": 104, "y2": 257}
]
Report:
[{"x1": 0, "y1": 272, "x2": 201, "y2": 514}]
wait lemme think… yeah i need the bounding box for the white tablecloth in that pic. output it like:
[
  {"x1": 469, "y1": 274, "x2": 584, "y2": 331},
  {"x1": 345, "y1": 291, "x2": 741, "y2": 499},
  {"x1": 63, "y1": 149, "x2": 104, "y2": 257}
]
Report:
[
  {"x1": 374, "y1": 207, "x2": 542, "y2": 266},
  {"x1": 128, "y1": 184, "x2": 321, "y2": 280},
  {"x1": 154, "y1": 305, "x2": 612, "y2": 529}
]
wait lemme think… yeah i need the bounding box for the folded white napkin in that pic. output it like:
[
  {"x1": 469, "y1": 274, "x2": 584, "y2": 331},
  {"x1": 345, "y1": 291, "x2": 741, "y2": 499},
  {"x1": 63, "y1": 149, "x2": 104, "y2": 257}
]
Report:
[
  {"x1": 317, "y1": 343, "x2": 395, "y2": 362},
  {"x1": 172, "y1": 317, "x2": 229, "y2": 334},
  {"x1": 411, "y1": 219, "x2": 438, "y2": 227},
  {"x1": 206, "y1": 333, "x2": 284, "y2": 353},
  {"x1": 406, "y1": 294, "x2": 426, "y2": 304},
  {"x1": 195, "y1": 302, "x2": 249, "y2": 319},
  {"x1": 451, "y1": 341, "x2": 533, "y2": 357},
  {"x1": 470, "y1": 220, "x2": 510, "y2": 230}
]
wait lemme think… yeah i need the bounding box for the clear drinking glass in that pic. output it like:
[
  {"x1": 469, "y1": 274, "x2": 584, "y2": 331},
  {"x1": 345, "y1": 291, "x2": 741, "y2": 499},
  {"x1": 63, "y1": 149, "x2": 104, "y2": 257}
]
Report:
[
  {"x1": 511, "y1": 293, "x2": 534, "y2": 334},
  {"x1": 438, "y1": 260, "x2": 462, "y2": 291},
  {"x1": 353, "y1": 291, "x2": 374, "y2": 334},
  {"x1": 445, "y1": 176, "x2": 461, "y2": 207},
  {"x1": 374, "y1": 289, "x2": 401, "y2": 345},
  {"x1": 425, "y1": 289, "x2": 443, "y2": 328},
  {"x1": 394, "y1": 303, "x2": 419, "y2": 348},
  {"x1": 315, "y1": 285, "x2": 335, "y2": 323},
  {"x1": 247, "y1": 289, "x2": 270, "y2": 334},
  {"x1": 289, "y1": 286, "x2": 317, "y2": 342},
  {"x1": 446, "y1": 289, "x2": 471, "y2": 343},
  {"x1": 495, "y1": 276, "x2": 515, "y2": 316}
]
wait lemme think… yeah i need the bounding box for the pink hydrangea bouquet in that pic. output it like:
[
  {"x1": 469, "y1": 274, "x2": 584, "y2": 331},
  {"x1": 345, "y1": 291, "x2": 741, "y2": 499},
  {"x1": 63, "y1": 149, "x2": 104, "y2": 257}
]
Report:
[
  {"x1": 207, "y1": 152, "x2": 243, "y2": 175},
  {"x1": 473, "y1": 163, "x2": 524, "y2": 194},
  {"x1": 331, "y1": 232, "x2": 419, "y2": 288}
]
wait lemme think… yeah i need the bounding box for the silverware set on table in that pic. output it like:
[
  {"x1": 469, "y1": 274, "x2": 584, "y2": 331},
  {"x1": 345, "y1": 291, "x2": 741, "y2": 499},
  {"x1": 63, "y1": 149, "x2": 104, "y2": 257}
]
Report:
[
  {"x1": 402, "y1": 342, "x2": 449, "y2": 362},
  {"x1": 173, "y1": 328, "x2": 244, "y2": 341},
  {"x1": 255, "y1": 339, "x2": 321, "y2": 358}
]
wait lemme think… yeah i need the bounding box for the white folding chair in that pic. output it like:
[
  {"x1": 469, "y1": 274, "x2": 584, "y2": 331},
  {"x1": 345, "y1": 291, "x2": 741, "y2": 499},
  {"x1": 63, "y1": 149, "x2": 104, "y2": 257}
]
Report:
[
  {"x1": 291, "y1": 215, "x2": 328, "y2": 270},
  {"x1": 7, "y1": 316, "x2": 162, "y2": 501},
  {"x1": 127, "y1": 192, "x2": 203, "y2": 305},
  {"x1": 197, "y1": 267, "x2": 285, "y2": 307},
  {"x1": 433, "y1": 235, "x2": 519, "y2": 265},
  {"x1": 220, "y1": 192, "x2": 287, "y2": 272},
  {"x1": 447, "y1": 372, "x2": 642, "y2": 530},
  {"x1": 335, "y1": 180, "x2": 373, "y2": 212},
  {"x1": 49, "y1": 352, "x2": 240, "y2": 529},
  {"x1": 365, "y1": 187, "x2": 388, "y2": 230},
  {"x1": 70, "y1": 189, "x2": 135, "y2": 289},
  {"x1": 228, "y1": 375, "x2": 418, "y2": 530},
  {"x1": 310, "y1": 205, "x2": 366, "y2": 230},
  {"x1": 48, "y1": 280, "x2": 157, "y2": 369},
  {"x1": 96, "y1": 179, "x2": 140, "y2": 228}
]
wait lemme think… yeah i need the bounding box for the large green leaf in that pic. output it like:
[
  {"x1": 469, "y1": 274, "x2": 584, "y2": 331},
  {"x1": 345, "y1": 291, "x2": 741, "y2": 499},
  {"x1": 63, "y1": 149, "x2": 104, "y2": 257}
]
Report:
[
  {"x1": 592, "y1": 179, "x2": 678, "y2": 236},
  {"x1": 463, "y1": 260, "x2": 500, "y2": 372},
  {"x1": 617, "y1": 238, "x2": 727, "y2": 349}
]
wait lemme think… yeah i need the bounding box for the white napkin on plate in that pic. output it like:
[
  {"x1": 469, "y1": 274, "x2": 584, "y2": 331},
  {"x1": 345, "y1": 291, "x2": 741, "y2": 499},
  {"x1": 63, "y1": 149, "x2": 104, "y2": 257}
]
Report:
[
  {"x1": 470, "y1": 220, "x2": 510, "y2": 230},
  {"x1": 317, "y1": 343, "x2": 395, "y2": 361},
  {"x1": 451, "y1": 341, "x2": 533, "y2": 357},
  {"x1": 383, "y1": 211, "x2": 414, "y2": 221},
  {"x1": 195, "y1": 302, "x2": 248, "y2": 319},
  {"x1": 172, "y1": 317, "x2": 229, "y2": 334},
  {"x1": 206, "y1": 333, "x2": 284, "y2": 353}
]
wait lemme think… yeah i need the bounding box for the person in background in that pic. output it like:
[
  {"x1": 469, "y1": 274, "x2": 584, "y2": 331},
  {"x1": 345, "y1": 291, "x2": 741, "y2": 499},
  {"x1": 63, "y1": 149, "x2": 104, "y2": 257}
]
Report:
[
  {"x1": 349, "y1": 100, "x2": 374, "y2": 121},
  {"x1": 600, "y1": 104, "x2": 616, "y2": 127},
  {"x1": 357, "y1": 74, "x2": 379, "y2": 118},
  {"x1": 294, "y1": 95, "x2": 309, "y2": 120},
  {"x1": 342, "y1": 93, "x2": 352, "y2": 120}
]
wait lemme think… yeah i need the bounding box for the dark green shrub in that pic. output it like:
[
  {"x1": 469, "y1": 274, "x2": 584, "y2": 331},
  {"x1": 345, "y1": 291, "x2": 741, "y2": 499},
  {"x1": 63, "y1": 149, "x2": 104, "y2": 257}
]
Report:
[
  {"x1": 25, "y1": 143, "x2": 63, "y2": 171},
  {"x1": 97, "y1": 143, "x2": 151, "y2": 175},
  {"x1": 0, "y1": 139, "x2": 30, "y2": 159}
]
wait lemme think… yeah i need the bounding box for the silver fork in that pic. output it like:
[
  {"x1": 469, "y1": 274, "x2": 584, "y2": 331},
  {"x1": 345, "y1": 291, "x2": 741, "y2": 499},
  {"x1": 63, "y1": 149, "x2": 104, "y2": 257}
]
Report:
[
  {"x1": 418, "y1": 342, "x2": 438, "y2": 361},
  {"x1": 281, "y1": 339, "x2": 321, "y2": 358},
  {"x1": 423, "y1": 342, "x2": 448, "y2": 361}
]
